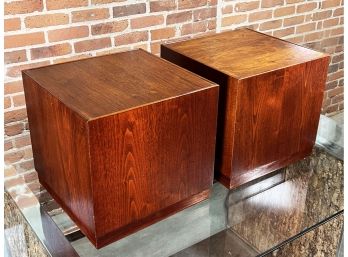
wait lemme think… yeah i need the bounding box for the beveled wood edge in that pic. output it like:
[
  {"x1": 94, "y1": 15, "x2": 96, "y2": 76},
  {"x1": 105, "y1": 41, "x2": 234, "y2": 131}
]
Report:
[
  {"x1": 218, "y1": 149, "x2": 312, "y2": 189},
  {"x1": 94, "y1": 188, "x2": 211, "y2": 249},
  {"x1": 39, "y1": 178, "x2": 98, "y2": 246},
  {"x1": 161, "y1": 29, "x2": 330, "y2": 80}
]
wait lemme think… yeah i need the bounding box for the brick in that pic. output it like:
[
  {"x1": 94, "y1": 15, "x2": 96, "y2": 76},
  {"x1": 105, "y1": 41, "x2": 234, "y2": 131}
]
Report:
[
  {"x1": 296, "y1": 22, "x2": 316, "y2": 33},
  {"x1": 286, "y1": 0, "x2": 303, "y2": 3},
  {"x1": 333, "y1": 7, "x2": 343, "y2": 16},
  {"x1": 5, "y1": 32, "x2": 45, "y2": 49},
  {"x1": 5, "y1": 123, "x2": 24, "y2": 136},
  {"x1": 131, "y1": 15, "x2": 164, "y2": 29},
  {"x1": 273, "y1": 27, "x2": 295, "y2": 37},
  {"x1": 5, "y1": 109, "x2": 27, "y2": 124},
  {"x1": 222, "y1": 5, "x2": 233, "y2": 14},
  {"x1": 331, "y1": 27, "x2": 344, "y2": 36},
  {"x1": 181, "y1": 21, "x2": 207, "y2": 35},
  {"x1": 167, "y1": 11, "x2": 192, "y2": 25},
  {"x1": 31, "y1": 43, "x2": 72, "y2": 60},
  {"x1": 150, "y1": 0, "x2": 176, "y2": 12},
  {"x1": 235, "y1": 1, "x2": 259, "y2": 12},
  {"x1": 92, "y1": 0, "x2": 127, "y2": 4},
  {"x1": 5, "y1": 140, "x2": 14, "y2": 151},
  {"x1": 259, "y1": 20, "x2": 282, "y2": 31},
  {"x1": 74, "y1": 38, "x2": 111, "y2": 53},
  {"x1": 23, "y1": 171, "x2": 38, "y2": 183},
  {"x1": 339, "y1": 17, "x2": 343, "y2": 25},
  {"x1": 322, "y1": 37, "x2": 339, "y2": 47},
  {"x1": 113, "y1": 4, "x2": 146, "y2": 17},
  {"x1": 283, "y1": 15, "x2": 305, "y2": 26},
  {"x1": 193, "y1": 7, "x2": 217, "y2": 21},
  {"x1": 323, "y1": 46, "x2": 336, "y2": 54},
  {"x1": 304, "y1": 31, "x2": 324, "y2": 42},
  {"x1": 72, "y1": 8, "x2": 109, "y2": 22},
  {"x1": 19, "y1": 160, "x2": 35, "y2": 172},
  {"x1": 328, "y1": 86, "x2": 344, "y2": 98},
  {"x1": 323, "y1": 18, "x2": 339, "y2": 28},
  {"x1": 4, "y1": 50, "x2": 27, "y2": 65},
  {"x1": 24, "y1": 148, "x2": 33, "y2": 159},
  {"x1": 5, "y1": 18, "x2": 21, "y2": 32},
  {"x1": 327, "y1": 70, "x2": 344, "y2": 82},
  {"x1": 338, "y1": 79, "x2": 344, "y2": 86},
  {"x1": 12, "y1": 94, "x2": 26, "y2": 107},
  {"x1": 326, "y1": 104, "x2": 339, "y2": 113},
  {"x1": 178, "y1": 0, "x2": 207, "y2": 10},
  {"x1": 6, "y1": 61, "x2": 50, "y2": 78},
  {"x1": 46, "y1": 0, "x2": 88, "y2": 10},
  {"x1": 274, "y1": 6, "x2": 295, "y2": 17},
  {"x1": 297, "y1": 2, "x2": 317, "y2": 13},
  {"x1": 53, "y1": 54, "x2": 92, "y2": 64},
  {"x1": 331, "y1": 94, "x2": 343, "y2": 104},
  {"x1": 261, "y1": 0, "x2": 284, "y2": 8},
  {"x1": 304, "y1": 41, "x2": 322, "y2": 51},
  {"x1": 287, "y1": 35, "x2": 304, "y2": 44},
  {"x1": 5, "y1": 0, "x2": 43, "y2": 15},
  {"x1": 208, "y1": 18, "x2": 216, "y2": 30},
  {"x1": 328, "y1": 64, "x2": 339, "y2": 73},
  {"x1": 91, "y1": 20, "x2": 128, "y2": 35},
  {"x1": 151, "y1": 42, "x2": 161, "y2": 55},
  {"x1": 326, "y1": 81, "x2": 338, "y2": 90},
  {"x1": 222, "y1": 14, "x2": 247, "y2": 26},
  {"x1": 115, "y1": 31, "x2": 148, "y2": 46},
  {"x1": 4, "y1": 81, "x2": 23, "y2": 95},
  {"x1": 48, "y1": 26, "x2": 89, "y2": 42},
  {"x1": 317, "y1": 21, "x2": 323, "y2": 29},
  {"x1": 151, "y1": 28, "x2": 176, "y2": 40},
  {"x1": 5, "y1": 151, "x2": 25, "y2": 164},
  {"x1": 332, "y1": 54, "x2": 344, "y2": 63},
  {"x1": 312, "y1": 10, "x2": 332, "y2": 20},
  {"x1": 4, "y1": 97, "x2": 12, "y2": 109},
  {"x1": 335, "y1": 45, "x2": 343, "y2": 53},
  {"x1": 322, "y1": 0, "x2": 341, "y2": 9},
  {"x1": 248, "y1": 10, "x2": 272, "y2": 22},
  {"x1": 25, "y1": 14, "x2": 69, "y2": 28},
  {"x1": 14, "y1": 135, "x2": 32, "y2": 148}
]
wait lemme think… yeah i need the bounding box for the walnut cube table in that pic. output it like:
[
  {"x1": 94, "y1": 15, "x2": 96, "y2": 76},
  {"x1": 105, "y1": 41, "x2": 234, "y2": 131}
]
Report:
[
  {"x1": 22, "y1": 49, "x2": 219, "y2": 248},
  {"x1": 161, "y1": 29, "x2": 329, "y2": 189}
]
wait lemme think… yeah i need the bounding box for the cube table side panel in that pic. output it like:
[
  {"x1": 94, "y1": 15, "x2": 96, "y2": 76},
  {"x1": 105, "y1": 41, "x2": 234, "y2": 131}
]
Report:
[
  {"x1": 229, "y1": 57, "x2": 330, "y2": 188},
  {"x1": 22, "y1": 72, "x2": 96, "y2": 240},
  {"x1": 87, "y1": 88, "x2": 219, "y2": 246},
  {"x1": 161, "y1": 44, "x2": 330, "y2": 189},
  {"x1": 160, "y1": 45, "x2": 236, "y2": 182}
]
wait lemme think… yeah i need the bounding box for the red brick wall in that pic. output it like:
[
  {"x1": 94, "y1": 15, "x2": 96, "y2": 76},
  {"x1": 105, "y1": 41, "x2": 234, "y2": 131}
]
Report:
[{"x1": 4, "y1": 0, "x2": 344, "y2": 194}]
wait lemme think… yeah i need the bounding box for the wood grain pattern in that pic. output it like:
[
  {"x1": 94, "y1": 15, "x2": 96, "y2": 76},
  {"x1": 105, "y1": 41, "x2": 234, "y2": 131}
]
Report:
[
  {"x1": 22, "y1": 50, "x2": 219, "y2": 248},
  {"x1": 24, "y1": 49, "x2": 216, "y2": 119},
  {"x1": 162, "y1": 29, "x2": 327, "y2": 79},
  {"x1": 161, "y1": 28, "x2": 330, "y2": 189}
]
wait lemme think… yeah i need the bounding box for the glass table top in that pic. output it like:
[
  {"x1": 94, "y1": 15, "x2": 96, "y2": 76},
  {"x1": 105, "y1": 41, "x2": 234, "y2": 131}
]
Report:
[{"x1": 4, "y1": 115, "x2": 344, "y2": 257}]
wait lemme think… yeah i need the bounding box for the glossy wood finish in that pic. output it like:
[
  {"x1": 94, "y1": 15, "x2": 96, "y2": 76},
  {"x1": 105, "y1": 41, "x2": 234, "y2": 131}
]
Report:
[
  {"x1": 161, "y1": 28, "x2": 330, "y2": 189},
  {"x1": 23, "y1": 49, "x2": 219, "y2": 248}
]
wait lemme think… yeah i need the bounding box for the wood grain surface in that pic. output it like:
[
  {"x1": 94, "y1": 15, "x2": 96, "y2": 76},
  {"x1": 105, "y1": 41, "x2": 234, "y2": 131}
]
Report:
[
  {"x1": 162, "y1": 28, "x2": 327, "y2": 79},
  {"x1": 23, "y1": 49, "x2": 219, "y2": 248},
  {"x1": 161, "y1": 28, "x2": 329, "y2": 189},
  {"x1": 23, "y1": 49, "x2": 216, "y2": 119}
]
